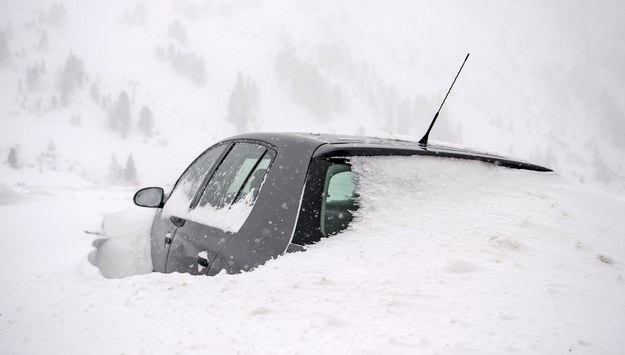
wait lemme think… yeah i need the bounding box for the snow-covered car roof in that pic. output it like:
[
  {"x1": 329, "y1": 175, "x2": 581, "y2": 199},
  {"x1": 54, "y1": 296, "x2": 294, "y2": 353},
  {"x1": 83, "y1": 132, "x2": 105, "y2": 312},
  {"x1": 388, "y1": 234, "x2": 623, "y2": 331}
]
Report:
[{"x1": 226, "y1": 132, "x2": 552, "y2": 172}]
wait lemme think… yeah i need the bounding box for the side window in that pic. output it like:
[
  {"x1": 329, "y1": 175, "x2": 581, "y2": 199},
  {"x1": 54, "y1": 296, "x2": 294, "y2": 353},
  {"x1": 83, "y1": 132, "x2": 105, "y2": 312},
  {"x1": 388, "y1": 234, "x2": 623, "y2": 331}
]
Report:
[
  {"x1": 321, "y1": 165, "x2": 358, "y2": 237},
  {"x1": 199, "y1": 142, "x2": 274, "y2": 209},
  {"x1": 292, "y1": 159, "x2": 358, "y2": 245},
  {"x1": 167, "y1": 144, "x2": 227, "y2": 206},
  {"x1": 236, "y1": 153, "x2": 273, "y2": 203}
]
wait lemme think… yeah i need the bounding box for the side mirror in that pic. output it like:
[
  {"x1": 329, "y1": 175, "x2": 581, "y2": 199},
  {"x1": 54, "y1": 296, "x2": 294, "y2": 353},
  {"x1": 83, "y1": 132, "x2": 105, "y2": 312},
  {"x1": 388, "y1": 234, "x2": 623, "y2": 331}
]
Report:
[{"x1": 133, "y1": 187, "x2": 165, "y2": 208}]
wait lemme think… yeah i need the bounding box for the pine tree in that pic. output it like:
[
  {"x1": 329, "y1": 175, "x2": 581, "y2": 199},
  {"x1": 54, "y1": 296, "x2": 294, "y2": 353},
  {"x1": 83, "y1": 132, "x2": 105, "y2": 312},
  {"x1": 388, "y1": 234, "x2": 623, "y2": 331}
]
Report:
[
  {"x1": 90, "y1": 82, "x2": 100, "y2": 103},
  {"x1": 138, "y1": 105, "x2": 154, "y2": 137},
  {"x1": 110, "y1": 91, "x2": 132, "y2": 137},
  {"x1": 330, "y1": 85, "x2": 344, "y2": 113},
  {"x1": 167, "y1": 19, "x2": 188, "y2": 46},
  {"x1": 38, "y1": 31, "x2": 49, "y2": 51},
  {"x1": 123, "y1": 1, "x2": 147, "y2": 27},
  {"x1": 70, "y1": 113, "x2": 81, "y2": 126},
  {"x1": 59, "y1": 53, "x2": 84, "y2": 106},
  {"x1": 27, "y1": 65, "x2": 42, "y2": 92},
  {"x1": 191, "y1": 57, "x2": 207, "y2": 86},
  {"x1": 107, "y1": 154, "x2": 122, "y2": 183},
  {"x1": 164, "y1": 44, "x2": 206, "y2": 86},
  {"x1": 228, "y1": 72, "x2": 247, "y2": 131},
  {"x1": 46, "y1": 3, "x2": 67, "y2": 28},
  {"x1": 123, "y1": 154, "x2": 138, "y2": 185},
  {"x1": 7, "y1": 147, "x2": 21, "y2": 169},
  {"x1": 0, "y1": 31, "x2": 9, "y2": 68},
  {"x1": 49, "y1": 96, "x2": 58, "y2": 111},
  {"x1": 45, "y1": 139, "x2": 58, "y2": 170},
  {"x1": 37, "y1": 140, "x2": 59, "y2": 171},
  {"x1": 228, "y1": 72, "x2": 259, "y2": 132}
]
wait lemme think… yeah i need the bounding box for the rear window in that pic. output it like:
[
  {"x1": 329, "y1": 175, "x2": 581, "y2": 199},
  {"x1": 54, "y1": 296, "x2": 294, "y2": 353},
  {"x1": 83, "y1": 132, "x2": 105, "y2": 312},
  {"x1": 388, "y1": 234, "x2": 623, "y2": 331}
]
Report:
[
  {"x1": 322, "y1": 165, "x2": 358, "y2": 237},
  {"x1": 292, "y1": 159, "x2": 359, "y2": 245}
]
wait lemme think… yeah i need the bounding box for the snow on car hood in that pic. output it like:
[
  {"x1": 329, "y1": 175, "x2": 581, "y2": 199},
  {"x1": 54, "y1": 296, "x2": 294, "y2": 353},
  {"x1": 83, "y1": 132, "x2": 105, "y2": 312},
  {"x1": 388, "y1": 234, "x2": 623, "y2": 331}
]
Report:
[{"x1": 2, "y1": 156, "x2": 625, "y2": 354}]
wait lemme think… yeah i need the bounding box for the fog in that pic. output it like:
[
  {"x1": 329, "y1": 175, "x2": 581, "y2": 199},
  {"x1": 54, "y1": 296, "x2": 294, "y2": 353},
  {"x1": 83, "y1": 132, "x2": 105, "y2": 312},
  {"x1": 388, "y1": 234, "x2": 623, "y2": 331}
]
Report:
[{"x1": 1, "y1": 0, "x2": 624, "y2": 193}]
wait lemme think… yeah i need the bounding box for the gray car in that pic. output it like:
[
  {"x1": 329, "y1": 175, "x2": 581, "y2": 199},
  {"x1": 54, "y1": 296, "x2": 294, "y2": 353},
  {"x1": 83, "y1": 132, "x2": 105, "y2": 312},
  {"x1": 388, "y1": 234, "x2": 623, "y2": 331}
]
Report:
[{"x1": 134, "y1": 132, "x2": 550, "y2": 275}]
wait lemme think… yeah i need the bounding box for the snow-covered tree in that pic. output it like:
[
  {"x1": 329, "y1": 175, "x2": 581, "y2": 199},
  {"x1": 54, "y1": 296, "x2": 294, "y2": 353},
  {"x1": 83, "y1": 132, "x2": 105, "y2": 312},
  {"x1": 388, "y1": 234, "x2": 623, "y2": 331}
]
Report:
[
  {"x1": 0, "y1": 31, "x2": 9, "y2": 67},
  {"x1": 49, "y1": 96, "x2": 58, "y2": 111},
  {"x1": 45, "y1": 3, "x2": 67, "y2": 28},
  {"x1": 228, "y1": 72, "x2": 260, "y2": 132},
  {"x1": 138, "y1": 105, "x2": 154, "y2": 137},
  {"x1": 90, "y1": 82, "x2": 100, "y2": 103},
  {"x1": 7, "y1": 147, "x2": 21, "y2": 169},
  {"x1": 38, "y1": 31, "x2": 49, "y2": 51},
  {"x1": 190, "y1": 56, "x2": 207, "y2": 86},
  {"x1": 110, "y1": 91, "x2": 132, "y2": 137},
  {"x1": 27, "y1": 65, "x2": 43, "y2": 92},
  {"x1": 167, "y1": 19, "x2": 188, "y2": 46},
  {"x1": 155, "y1": 46, "x2": 165, "y2": 61},
  {"x1": 70, "y1": 112, "x2": 81, "y2": 126},
  {"x1": 107, "y1": 154, "x2": 122, "y2": 183},
  {"x1": 123, "y1": 1, "x2": 147, "y2": 27},
  {"x1": 275, "y1": 45, "x2": 340, "y2": 120},
  {"x1": 163, "y1": 44, "x2": 207, "y2": 86},
  {"x1": 123, "y1": 154, "x2": 138, "y2": 185},
  {"x1": 37, "y1": 140, "x2": 59, "y2": 171},
  {"x1": 58, "y1": 53, "x2": 84, "y2": 106}
]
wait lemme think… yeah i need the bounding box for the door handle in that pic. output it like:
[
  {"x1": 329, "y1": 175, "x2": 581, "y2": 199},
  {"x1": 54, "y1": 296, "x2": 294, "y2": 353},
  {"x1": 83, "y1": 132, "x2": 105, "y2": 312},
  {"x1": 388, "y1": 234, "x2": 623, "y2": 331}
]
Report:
[
  {"x1": 197, "y1": 251, "x2": 209, "y2": 272},
  {"x1": 164, "y1": 232, "x2": 172, "y2": 247}
]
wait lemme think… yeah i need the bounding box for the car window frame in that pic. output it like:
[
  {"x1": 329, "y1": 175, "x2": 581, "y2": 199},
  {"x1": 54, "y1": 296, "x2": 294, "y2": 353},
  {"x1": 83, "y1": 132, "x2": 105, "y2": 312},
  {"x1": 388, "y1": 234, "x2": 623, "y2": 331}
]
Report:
[
  {"x1": 197, "y1": 142, "x2": 275, "y2": 210},
  {"x1": 189, "y1": 139, "x2": 277, "y2": 210},
  {"x1": 164, "y1": 142, "x2": 232, "y2": 209}
]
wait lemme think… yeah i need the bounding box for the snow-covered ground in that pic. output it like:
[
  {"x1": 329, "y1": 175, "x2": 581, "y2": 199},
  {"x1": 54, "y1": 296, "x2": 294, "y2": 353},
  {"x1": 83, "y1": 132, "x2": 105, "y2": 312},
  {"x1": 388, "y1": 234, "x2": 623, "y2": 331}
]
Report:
[{"x1": 1, "y1": 156, "x2": 624, "y2": 354}]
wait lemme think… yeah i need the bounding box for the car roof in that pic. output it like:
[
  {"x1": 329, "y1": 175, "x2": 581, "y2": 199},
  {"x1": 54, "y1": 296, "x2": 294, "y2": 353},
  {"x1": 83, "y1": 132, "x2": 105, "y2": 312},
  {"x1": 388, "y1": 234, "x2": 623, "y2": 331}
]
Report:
[{"x1": 226, "y1": 132, "x2": 552, "y2": 172}]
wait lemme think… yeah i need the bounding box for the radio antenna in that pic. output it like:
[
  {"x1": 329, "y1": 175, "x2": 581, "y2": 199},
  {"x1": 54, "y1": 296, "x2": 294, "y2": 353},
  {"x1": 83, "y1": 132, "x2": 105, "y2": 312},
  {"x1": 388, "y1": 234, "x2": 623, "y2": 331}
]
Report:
[{"x1": 418, "y1": 53, "x2": 470, "y2": 146}]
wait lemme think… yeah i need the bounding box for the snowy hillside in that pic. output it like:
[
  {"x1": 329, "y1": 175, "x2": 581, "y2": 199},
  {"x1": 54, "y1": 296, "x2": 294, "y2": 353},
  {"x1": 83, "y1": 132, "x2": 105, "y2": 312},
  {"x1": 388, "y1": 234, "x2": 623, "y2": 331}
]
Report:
[
  {"x1": 1, "y1": 156, "x2": 624, "y2": 354},
  {"x1": 1, "y1": 0, "x2": 624, "y2": 193}
]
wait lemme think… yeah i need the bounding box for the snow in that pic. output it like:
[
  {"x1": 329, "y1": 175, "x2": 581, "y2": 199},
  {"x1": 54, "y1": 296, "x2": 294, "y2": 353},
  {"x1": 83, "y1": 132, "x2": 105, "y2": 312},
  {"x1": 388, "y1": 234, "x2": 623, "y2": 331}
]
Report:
[
  {"x1": 0, "y1": 182, "x2": 24, "y2": 205},
  {"x1": 87, "y1": 207, "x2": 153, "y2": 279},
  {"x1": 162, "y1": 180, "x2": 255, "y2": 233},
  {"x1": 1, "y1": 156, "x2": 624, "y2": 354}
]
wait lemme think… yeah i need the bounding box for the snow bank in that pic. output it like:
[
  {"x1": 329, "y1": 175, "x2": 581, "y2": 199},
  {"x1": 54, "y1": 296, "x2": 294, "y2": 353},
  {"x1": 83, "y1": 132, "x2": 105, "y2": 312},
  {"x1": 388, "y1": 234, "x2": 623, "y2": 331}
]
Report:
[
  {"x1": 0, "y1": 183, "x2": 24, "y2": 205},
  {"x1": 87, "y1": 207, "x2": 155, "y2": 278}
]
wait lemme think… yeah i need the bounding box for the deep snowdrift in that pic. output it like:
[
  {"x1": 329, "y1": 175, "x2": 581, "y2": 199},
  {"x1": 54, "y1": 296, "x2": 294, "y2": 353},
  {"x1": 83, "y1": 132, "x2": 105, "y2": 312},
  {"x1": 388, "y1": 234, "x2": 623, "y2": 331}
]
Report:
[{"x1": 1, "y1": 156, "x2": 624, "y2": 354}]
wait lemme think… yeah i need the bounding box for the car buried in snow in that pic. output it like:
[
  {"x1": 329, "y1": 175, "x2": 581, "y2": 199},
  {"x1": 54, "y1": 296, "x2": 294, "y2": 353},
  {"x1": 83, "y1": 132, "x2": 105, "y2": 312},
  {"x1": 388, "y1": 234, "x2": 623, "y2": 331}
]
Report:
[{"x1": 133, "y1": 132, "x2": 551, "y2": 276}]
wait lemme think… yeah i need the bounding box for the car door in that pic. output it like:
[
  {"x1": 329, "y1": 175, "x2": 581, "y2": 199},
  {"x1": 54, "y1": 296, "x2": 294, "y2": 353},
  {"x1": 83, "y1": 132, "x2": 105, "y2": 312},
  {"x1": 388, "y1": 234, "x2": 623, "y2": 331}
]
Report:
[
  {"x1": 164, "y1": 141, "x2": 275, "y2": 275},
  {"x1": 150, "y1": 143, "x2": 228, "y2": 272}
]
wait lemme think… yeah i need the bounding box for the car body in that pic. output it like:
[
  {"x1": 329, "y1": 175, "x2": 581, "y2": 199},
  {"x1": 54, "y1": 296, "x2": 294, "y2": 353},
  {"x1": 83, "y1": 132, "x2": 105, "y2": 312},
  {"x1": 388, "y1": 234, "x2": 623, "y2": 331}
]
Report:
[{"x1": 134, "y1": 132, "x2": 551, "y2": 275}]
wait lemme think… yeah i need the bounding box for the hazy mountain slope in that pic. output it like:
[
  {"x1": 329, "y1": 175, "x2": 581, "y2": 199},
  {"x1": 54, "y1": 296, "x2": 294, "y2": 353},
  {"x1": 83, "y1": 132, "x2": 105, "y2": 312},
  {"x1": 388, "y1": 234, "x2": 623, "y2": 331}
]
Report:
[{"x1": 1, "y1": 0, "x2": 624, "y2": 193}]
